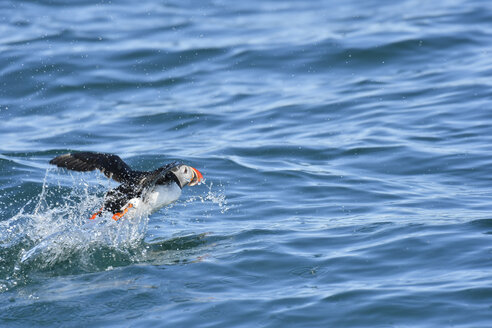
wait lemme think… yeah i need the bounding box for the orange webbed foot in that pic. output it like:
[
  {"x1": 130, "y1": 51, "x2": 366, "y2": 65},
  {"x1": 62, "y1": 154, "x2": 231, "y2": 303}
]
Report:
[
  {"x1": 89, "y1": 207, "x2": 103, "y2": 220},
  {"x1": 112, "y1": 203, "x2": 133, "y2": 221}
]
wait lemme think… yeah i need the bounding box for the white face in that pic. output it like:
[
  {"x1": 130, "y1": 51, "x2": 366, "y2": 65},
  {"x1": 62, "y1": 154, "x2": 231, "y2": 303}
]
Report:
[
  {"x1": 170, "y1": 164, "x2": 202, "y2": 188},
  {"x1": 178, "y1": 165, "x2": 195, "y2": 185}
]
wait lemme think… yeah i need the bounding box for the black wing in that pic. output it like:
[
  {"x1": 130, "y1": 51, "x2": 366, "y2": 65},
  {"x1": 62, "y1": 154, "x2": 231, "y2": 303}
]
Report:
[
  {"x1": 136, "y1": 162, "x2": 180, "y2": 189},
  {"x1": 49, "y1": 152, "x2": 134, "y2": 183}
]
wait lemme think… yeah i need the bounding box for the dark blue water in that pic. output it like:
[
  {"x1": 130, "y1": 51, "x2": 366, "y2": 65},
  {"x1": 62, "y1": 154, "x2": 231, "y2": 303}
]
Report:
[{"x1": 2, "y1": 0, "x2": 492, "y2": 327}]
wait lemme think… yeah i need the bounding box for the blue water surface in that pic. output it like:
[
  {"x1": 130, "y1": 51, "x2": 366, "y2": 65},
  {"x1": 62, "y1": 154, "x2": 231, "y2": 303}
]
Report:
[{"x1": 1, "y1": 0, "x2": 492, "y2": 327}]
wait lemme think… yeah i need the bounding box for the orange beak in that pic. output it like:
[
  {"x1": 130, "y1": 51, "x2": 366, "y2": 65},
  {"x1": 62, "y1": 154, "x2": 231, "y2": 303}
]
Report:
[{"x1": 189, "y1": 167, "x2": 204, "y2": 186}]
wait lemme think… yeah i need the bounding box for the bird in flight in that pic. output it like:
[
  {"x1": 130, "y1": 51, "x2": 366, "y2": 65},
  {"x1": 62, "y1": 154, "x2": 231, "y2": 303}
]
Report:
[{"x1": 50, "y1": 152, "x2": 203, "y2": 221}]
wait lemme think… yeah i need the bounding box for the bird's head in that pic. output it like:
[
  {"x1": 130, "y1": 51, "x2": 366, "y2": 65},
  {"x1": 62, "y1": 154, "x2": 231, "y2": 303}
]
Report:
[{"x1": 170, "y1": 164, "x2": 204, "y2": 188}]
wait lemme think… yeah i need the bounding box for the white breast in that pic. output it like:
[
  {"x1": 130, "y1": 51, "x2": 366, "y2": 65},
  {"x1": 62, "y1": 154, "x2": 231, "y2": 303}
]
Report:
[
  {"x1": 148, "y1": 183, "x2": 182, "y2": 209},
  {"x1": 128, "y1": 183, "x2": 182, "y2": 216}
]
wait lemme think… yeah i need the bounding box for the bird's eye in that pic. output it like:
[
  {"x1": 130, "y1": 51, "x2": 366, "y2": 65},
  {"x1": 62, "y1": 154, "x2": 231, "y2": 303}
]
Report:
[{"x1": 183, "y1": 167, "x2": 188, "y2": 174}]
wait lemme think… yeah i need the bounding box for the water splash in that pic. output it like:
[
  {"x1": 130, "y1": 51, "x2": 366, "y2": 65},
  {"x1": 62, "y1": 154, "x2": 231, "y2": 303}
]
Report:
[
  {"x1": 0, "y1": 169, "x2": 148, "y2": 289},
  {"x1": 0, "y1": 168, "x2": 227, "y2": 291},
  {"x1": 183, "y1": 181, "x2": 229, "y2": 214}
]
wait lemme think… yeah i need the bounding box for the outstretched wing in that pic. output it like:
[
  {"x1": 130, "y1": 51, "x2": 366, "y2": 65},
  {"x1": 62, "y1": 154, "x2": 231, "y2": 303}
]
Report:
[{"x1": 49, "y1": 152, "x2": 134, "y2": 183}]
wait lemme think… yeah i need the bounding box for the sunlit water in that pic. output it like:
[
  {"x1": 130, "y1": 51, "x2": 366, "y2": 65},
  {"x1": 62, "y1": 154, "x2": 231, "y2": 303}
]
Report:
[{"x1": 1, "y1": 0, "x2": 492, "y2": 327}]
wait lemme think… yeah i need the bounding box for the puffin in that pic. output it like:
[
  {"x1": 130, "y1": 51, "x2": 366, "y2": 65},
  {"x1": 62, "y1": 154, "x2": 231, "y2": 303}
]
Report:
[{"x1": 49, "y1": 152, "x2": 203, "y2": 221}]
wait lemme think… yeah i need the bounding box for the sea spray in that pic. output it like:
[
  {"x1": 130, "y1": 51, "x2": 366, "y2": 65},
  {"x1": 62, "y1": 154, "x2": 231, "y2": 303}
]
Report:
[{"x1": 0, "y1": 168, "x2": 226, "y2": 290}]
